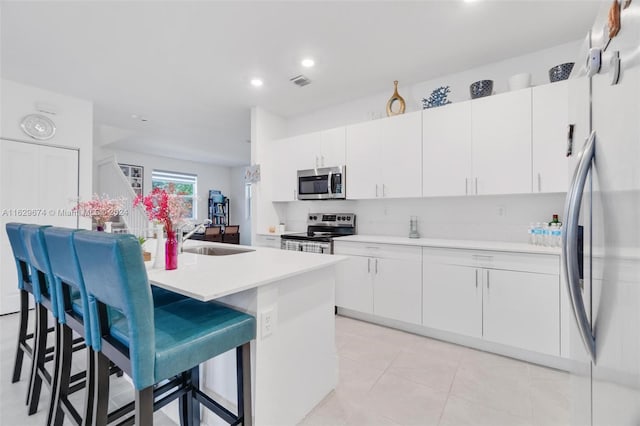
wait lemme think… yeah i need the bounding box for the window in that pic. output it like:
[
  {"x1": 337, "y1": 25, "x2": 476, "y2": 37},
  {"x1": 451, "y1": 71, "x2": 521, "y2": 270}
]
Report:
[{"x1": 151, "y1": 170, "x2": 197, "y2": 220}]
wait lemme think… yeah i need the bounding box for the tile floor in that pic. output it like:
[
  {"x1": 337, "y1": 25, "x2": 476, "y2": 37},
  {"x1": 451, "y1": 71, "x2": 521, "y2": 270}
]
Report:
[{"x1": 0, "y1": 312, "x2": 570, "y2": 426}]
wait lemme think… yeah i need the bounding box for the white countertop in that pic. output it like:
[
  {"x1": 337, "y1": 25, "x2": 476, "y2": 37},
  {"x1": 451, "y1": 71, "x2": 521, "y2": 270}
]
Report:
[
  {"x1": 336, "y1": 235, "x2": 562, "y2": 255},
  {"x1": 146, "y1": 240, "x2": 345, "y2": 301}
]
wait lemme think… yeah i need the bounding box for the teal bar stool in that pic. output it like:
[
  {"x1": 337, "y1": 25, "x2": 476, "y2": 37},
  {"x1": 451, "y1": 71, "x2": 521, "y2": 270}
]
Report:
[
  {"x1": 6, "y1": 223, "x2": 39, "y2": 384},
  {"x1": 43, "y1": 227, "x2": 96, "y2": 426},
  {"x1": 74, "y1": 231, "x2": 256, "y2": 426},
  {"x1": 44, "y1": 227, "x2": 189, "y2": 426},
  {"x1": 20, "y1": 224, "x2": 61, "y2": 415}
]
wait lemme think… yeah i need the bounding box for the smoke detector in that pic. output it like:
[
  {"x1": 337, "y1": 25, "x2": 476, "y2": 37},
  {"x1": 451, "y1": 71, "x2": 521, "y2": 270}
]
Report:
[{"x1": 290, "y1": 74, "x2": 311, "y2": 87}]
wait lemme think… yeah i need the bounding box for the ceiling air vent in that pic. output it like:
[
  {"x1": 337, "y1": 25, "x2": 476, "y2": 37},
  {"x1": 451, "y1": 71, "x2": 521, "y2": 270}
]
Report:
[{"x1": 290, "y1": 74, "x2": 311, "y2": 87}]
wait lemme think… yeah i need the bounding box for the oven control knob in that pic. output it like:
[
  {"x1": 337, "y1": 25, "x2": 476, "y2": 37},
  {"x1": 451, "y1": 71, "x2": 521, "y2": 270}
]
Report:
[{"x1": 346, "y1": 216, "x2": 351, "y2": 221}]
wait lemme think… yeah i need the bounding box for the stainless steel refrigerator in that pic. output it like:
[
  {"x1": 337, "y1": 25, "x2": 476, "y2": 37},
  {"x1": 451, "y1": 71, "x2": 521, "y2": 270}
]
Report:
[{"x1": 563, "y1": 2, "x2": 640, "y2": 424}]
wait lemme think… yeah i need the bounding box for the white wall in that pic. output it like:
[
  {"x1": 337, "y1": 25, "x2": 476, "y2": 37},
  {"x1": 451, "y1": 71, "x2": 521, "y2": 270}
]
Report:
[
  {"x1": 229, "y1": 166, "x2": 251, "y2": 245},
  {"x1": 250, "y1": 106, "x2": 287, "y2": 239},
  {"x1": 94, "y1": 146, "x2": 231, "y2": 223},
  {"x1": 279, "y1": 193, "x2": 565, "y2": 244},
  {"x1": 287, "y1": 40, "x2": 583, "y2": 136},
  {"x1": 1, "y1": 78, "x2": 94, "y2": 226}
]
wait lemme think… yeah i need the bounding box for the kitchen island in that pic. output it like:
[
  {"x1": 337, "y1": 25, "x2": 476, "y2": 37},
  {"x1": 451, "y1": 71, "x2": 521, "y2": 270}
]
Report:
[{"x1": 146, "y1": 240, "x2": 344, "y2": 426}]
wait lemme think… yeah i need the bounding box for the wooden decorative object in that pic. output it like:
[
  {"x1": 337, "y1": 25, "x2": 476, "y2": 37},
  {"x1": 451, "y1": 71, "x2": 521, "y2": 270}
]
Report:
[
  {"x1": 143, "y1": 251, "x2": 152, "y2": 262},
  {"x1": 386, "y1": 80, "x2": 406, "y2": 117},
  {"x1": 608, "y1": 0, "x2": 621, "y2": 39}
]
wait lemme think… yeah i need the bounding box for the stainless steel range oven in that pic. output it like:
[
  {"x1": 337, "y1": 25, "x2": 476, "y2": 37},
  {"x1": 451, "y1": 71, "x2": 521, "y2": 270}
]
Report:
[{"x1": 280, "y1": 213, "x2": 356, "y2": 254}]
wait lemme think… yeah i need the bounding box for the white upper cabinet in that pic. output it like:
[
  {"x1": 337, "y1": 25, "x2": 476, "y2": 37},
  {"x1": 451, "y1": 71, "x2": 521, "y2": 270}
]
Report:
[
  {"x1": 346, "y1": 111, "x2": 422, "y2": 199},
  {"x1": 471, "y1": 89, "x2": 532, "y2": 195},
  {"x1": 270, "y1": 137, "x2": 300, "y2": 202},
  {"x1": 423, "y1": 102, "x2": 472, "y2": 197},
  {"x1": 270, "y1": 128, "x2": 346, "y2": 202},
  {"x1": 532, "y1": 81, "x2": 569, "y2": 193},
  {"x1": 318, "y1": 127, "x2": 346, "y2": 167}
]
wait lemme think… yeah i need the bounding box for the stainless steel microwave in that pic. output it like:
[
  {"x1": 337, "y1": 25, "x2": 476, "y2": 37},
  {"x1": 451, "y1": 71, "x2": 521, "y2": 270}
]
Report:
[{"x1": 297, "y1": 166, "x2": 346, "y2": 200}]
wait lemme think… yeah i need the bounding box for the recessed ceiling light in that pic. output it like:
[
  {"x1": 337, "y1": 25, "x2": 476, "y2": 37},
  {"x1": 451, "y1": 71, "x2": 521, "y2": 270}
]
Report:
[
  {"x1": 250, "y1": 78, "x2": 263, "y2": 87},
  {"x1": 464, "y1": 0, "x2": 480, "y2": 3},
  {"x1": 301, "y1": 58, "x2": 315, "y2": 68}
]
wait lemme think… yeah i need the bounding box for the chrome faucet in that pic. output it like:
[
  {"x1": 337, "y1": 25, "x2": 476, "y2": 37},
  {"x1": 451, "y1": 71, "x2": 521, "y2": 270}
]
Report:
[{"x1": 179, "y1": 219, "x2": 212, "y2": 253}]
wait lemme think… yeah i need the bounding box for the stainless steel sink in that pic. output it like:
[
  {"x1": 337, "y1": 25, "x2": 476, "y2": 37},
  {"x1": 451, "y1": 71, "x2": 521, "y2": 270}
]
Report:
[{"x1": 184, "y1": 246, "x2": 255, "y2": 256}]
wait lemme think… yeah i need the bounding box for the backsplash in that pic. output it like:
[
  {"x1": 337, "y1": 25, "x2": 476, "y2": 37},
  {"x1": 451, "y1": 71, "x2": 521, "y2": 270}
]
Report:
[{"x1": 278, "y1": 193, "x2": 566, "y2": 243}]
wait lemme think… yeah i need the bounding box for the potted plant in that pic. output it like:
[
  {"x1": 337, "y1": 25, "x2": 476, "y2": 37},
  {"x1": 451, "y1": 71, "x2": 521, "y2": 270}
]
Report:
[{"x1": 138, "y1": 236, "x2": 151, "y2": 262}]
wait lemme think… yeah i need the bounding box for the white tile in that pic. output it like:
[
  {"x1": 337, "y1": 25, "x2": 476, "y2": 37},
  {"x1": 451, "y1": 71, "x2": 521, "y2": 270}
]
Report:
[
  {"x1": 387, "y1": 348, "x2": 460, "y2": 393},
  {"x1": 360, "y1": 372, "x2": 448, "y2": 426},
  {"x1": 338, "y1": 334, "x2": 402, "y2": 372},
  {"x1": 439, "y1": 395, "x2": 533, "y2": 426}
]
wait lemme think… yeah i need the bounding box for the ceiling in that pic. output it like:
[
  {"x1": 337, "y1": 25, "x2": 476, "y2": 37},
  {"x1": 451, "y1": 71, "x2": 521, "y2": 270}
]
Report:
[{"x1": 1, "y1": 1, "x2": 601, "y2": 167}]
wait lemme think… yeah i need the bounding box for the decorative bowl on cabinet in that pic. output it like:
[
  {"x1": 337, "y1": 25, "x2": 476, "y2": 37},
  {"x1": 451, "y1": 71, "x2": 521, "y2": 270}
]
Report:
[
  {"x1": 548, "y1": 62, "x2": 574, "y2": 82},
  {"x1": 469, "y1": 80, "x2": 493, "y2": 99}
]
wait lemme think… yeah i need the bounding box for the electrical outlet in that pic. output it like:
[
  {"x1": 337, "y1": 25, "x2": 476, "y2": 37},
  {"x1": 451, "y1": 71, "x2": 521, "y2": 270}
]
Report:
[{"x1": 260, "y1": 307, "x2": 277, "y2": 339}]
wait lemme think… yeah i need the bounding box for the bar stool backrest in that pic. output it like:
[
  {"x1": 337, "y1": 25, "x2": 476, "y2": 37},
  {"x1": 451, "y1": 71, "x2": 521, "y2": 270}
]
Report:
[
  {"x1": 21, "y1": 224, "x2": 58, "y2": 317},
  {"x1": 73, "y1": 231, "x2": 156, "y2": 388},
  {"x1": 43, "y1": 227, "x2": 92, "y2": 342},
  {"x1": 6, "y1": 223, "x2": 31, "y2": 290}
]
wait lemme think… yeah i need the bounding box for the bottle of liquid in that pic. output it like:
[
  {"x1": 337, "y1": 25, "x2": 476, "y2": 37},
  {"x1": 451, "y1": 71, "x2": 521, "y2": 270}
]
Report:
[
  {"x1": 528, "y1": 223, "x2": 535, "y2": 245},
  {"x1": 534, "y1": 222, "x2": 543, "y2": 245},
  {"x1": 550, "y1": 223, "x2": 562, "y2": 247},
  {"x1": 549, "y1": 214, "x2": 562, "y2": 226},
  {"x1": 409, "y1": 216, "x2": 420, "y2": 239}
]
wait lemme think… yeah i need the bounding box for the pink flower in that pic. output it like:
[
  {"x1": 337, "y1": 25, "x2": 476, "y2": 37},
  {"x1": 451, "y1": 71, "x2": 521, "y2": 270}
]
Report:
[
  {"x1": 74, "y1": 194, "x2": 124, "y2": 227},
  {"x1": 134, "y1": 187, "x2": 188, "y2": 234}
]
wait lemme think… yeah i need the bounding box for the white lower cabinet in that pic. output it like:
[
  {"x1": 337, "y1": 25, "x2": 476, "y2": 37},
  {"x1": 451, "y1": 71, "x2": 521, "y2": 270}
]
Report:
[
  {"x1": 335, "y1": 255, "x2": 374, "y2": 314},
  {"x1": 334, "y1": 242, "x2": 422, "y2": 325},
  {"x1": 422, "y1": 248, "x2": 560, "y2": 356},
  {"x1": 253, "y1": 234, "x2": 281, "y2": 248},
  {"x1": 423, "y1": 263, "x2": 482, "y2": 338},
  {"x1": 482, "y1": 268, "x2": 559, "y2": 355}
]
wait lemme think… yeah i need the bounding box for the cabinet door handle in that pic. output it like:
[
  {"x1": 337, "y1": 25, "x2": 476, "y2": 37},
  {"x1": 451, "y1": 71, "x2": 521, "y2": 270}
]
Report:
[
  {"x1": 537, "y1": 173, "x2": 542, "y2": 192},
  {"x1": 367, "y1": 258, "x2": 371, "y2": 273},
  {"x1": 475, "y1": 177, "x2": 478, "y2": 195},
  {"x1": 465, "y1": 178, "x2": 469, "y2": 195},
  {"x1": 475, "y1": 269, "x2": 478, "y2": 288},
  {"x1": 375, "y1": 184, "x2": 379, "y2": 197},
  {"x1": 382, "y1": 184, "x2": 386, "y2": 197},
  {"x1": 375, "y1": 258, "x2": 378, "y2": 274},
  {"x1": 486, "y1": 270, "x2": 490, "y2": 290}
]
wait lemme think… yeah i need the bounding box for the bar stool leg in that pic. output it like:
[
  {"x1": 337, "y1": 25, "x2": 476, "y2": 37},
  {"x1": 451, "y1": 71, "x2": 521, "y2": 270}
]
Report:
[
  {"x1": 238, "y1": 342, "x2": 252, "y2": 426},
  {"x1": 46, "y1": 322, "x2": 64, "y2": 425},
  {"x1": 93, "y1": 351, "x2": 111, "y2": 426},
  {"x1": 27, "y1": 303, "x2": 48, "y2": 414},
  {"x1": 82, "y1": 348, "x2": 96, "y2": 426},
  {"x1": 12, "y1": 290, "x2": 30, "y2": 383},
  {"x1": 179, "y1": 366, "x2": 199, "y2": 426},
  {"x1": 135, "y1": 386, "x2": 153, "y2": 426}
]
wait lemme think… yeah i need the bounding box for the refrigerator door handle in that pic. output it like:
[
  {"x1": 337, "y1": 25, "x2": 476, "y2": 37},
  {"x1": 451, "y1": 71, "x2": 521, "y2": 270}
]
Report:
[{"x1": 562, "y1": 130, "x2": 596, "y2": 363}]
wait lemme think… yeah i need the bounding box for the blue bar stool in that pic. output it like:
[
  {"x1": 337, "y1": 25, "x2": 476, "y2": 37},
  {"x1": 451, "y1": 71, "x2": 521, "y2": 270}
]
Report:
[
  {"x1": 6, "y1": 223, "x2": 39, "y2": 384},
  {"x1": 20, "y1": 224, "x2": 60, "y2": 415},
  {"x1": 43, "y1": 227, "x2": 189, "y2": 426},
  {"x1": 74, "y1": 231, "x2": 256, "y2": 426},
  {"x1": 43, "y1": 227, "x2": 96, "y2": 426}
]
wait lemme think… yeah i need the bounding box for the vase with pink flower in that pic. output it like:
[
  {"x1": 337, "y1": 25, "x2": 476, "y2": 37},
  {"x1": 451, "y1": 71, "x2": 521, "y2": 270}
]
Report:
[
  {"x1": 134, "y1": 186, "x2": 188, "y2": 270},
  {"x1": 73, "y1": 194, "x2": 124, "y2": 231}
]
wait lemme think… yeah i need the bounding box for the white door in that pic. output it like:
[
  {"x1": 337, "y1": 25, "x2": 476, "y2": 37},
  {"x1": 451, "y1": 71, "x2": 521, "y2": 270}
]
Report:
[
  {"x1": 423, "y1": 263, "x2": 482, "y2": 338},
  {"x1": 0, "y1": 139, "x2": 79, "y2": 314},
  {"x1": 472, "y1": 89, "x2": 532, "y2": 195},
  {"x1": 532, "y1": 81, "x2": 569, "y2": 193},
  {"x1": 373, "y1": 254, "x2": 422, "y2": 325},
  {"x1": 345, "y1": 120, "x2": 381, "y2": 199},
  {"x1": 334, "y1": 255, "x2": 373, "y2": 314},
  {"x1": 319, "y1": 127, "x2": 346, "y2": 167},
  {"x1": 379, "y1": 112, "x2": 422, "y2": 198},
  {"x1": 423, "y1": 102, "x2": 472, "y2": 197},
  {"x1": 482, "y1": 269, "x2": 559, "y2": 356}
]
